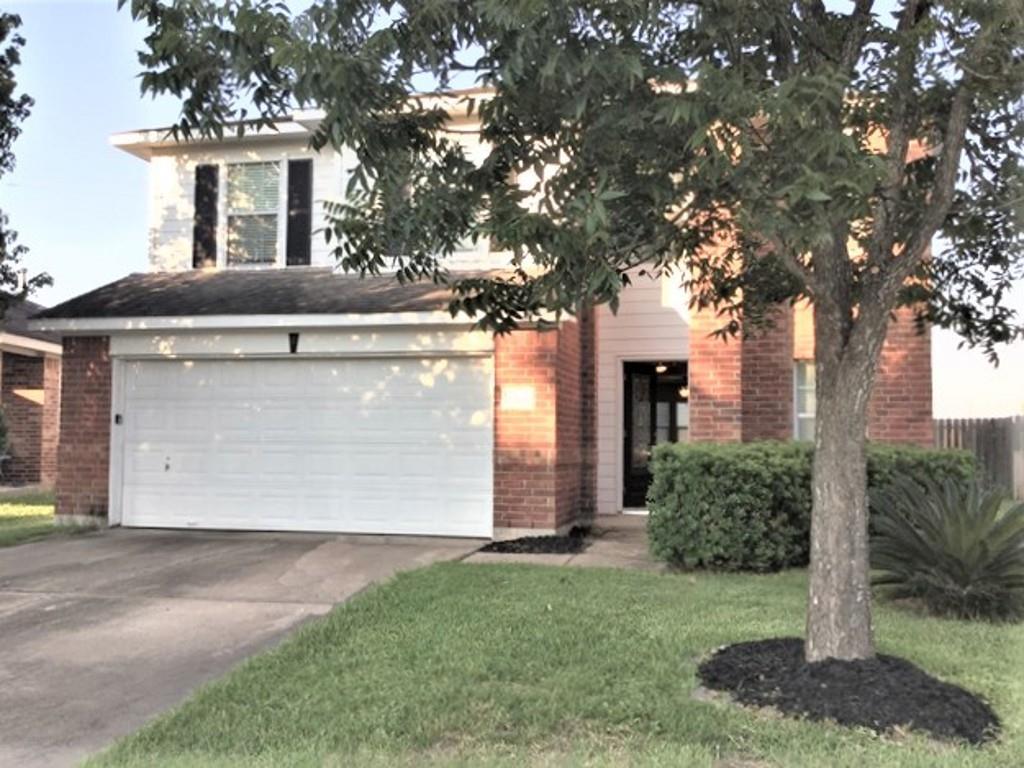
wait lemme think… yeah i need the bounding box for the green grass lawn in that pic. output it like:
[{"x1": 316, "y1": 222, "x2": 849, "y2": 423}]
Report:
[
  {"x1": 91, "y1": 563, "x2": 1023, "y2": 768},
  {"x1": 0, "y1": 489, "x2": 63, "y2": 547}
]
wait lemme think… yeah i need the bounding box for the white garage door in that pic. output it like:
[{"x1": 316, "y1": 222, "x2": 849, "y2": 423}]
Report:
[{"x1": 117, "y1": 356, "x2": 493, "y2": 537}]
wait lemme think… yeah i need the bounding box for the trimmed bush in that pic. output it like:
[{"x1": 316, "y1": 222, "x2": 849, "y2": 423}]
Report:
[
  {"x1": 647, "y1": 441, "x2": 977, "y2": 572},
  {"x1": 872, "y1": 477, "x2": 1024, "y2": 621}
]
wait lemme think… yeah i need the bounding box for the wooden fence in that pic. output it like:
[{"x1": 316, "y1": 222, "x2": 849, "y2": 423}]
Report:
[{"x1": 934, "y1": 416, "x2": 1024, "y2": 500}]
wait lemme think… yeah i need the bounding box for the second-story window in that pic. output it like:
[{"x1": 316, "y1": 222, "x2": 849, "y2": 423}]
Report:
[{"x1": 227, "y1": 161, "x2": 280, "y2": 265}]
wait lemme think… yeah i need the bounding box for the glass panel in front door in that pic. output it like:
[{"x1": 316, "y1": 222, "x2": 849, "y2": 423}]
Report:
[{"x1": 629, "y1": 371, "x2": 652, "y2": 473}]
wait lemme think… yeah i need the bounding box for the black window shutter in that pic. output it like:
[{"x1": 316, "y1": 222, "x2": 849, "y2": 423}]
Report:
[
  {"x1": 286, "y1": 159, "x2": 313, "y2": 266},
  {"x1": 192, "y1": 164, "x2": 219, "y2": 268}
]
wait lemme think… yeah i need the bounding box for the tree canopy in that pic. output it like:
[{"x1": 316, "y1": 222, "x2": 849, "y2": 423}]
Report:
[
  {"x1": 122, "y1": 0, "x2": 1022, "y2": 349},
  {"x1": 0, "y1": 12, "x2": 50, "y2": 313}
]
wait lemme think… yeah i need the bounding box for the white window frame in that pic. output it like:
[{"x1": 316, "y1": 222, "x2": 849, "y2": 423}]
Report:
[
  {"x1": 221, "y1": 160, "x2": 287, "y2": 269},
  {"x1": 793, "y1": 359, "x2": 815, "y2": 441}
]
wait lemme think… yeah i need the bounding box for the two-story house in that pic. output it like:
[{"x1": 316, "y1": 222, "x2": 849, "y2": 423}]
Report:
[{"x1": 31, "y1": 102, "x2": 933, "y2": 538}]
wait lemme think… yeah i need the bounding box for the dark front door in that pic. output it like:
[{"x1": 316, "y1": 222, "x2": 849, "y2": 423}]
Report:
[{"x1": 622, "y1": 361, "x2": 689, "y2": 508}]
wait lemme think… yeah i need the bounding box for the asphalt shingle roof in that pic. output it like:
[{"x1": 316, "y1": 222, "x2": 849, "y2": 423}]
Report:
[
  {"x1": 3, "y1": 299, "x2": 60, "y2": 343},
  {"x1": 33, "y1": 268, "x2": 469, "y2": 320}
]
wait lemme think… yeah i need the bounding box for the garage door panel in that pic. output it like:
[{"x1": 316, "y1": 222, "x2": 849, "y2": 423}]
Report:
[{"x1": 119, "y1": 357, "x2": 493, "y2": 537}]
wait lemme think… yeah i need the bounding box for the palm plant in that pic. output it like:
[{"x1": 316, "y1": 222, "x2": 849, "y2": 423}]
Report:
[{"x1": 871, "y1": 478, "x2": 1024, "y2": 622}]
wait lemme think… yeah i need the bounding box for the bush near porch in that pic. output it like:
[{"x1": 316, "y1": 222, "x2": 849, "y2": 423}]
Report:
[{"x1": 647, "y1": 442, "x2": 976, "y2": 572}]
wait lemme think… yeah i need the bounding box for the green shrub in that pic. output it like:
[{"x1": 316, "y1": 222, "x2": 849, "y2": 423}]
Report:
[
  {"x1": 871, "y1": 477, "x2": 1024, "y2": 621},
  {"x1": 866, "y1": 443, "x2": 977, "y2": 496},
  {"x1": 647, "y1": 441, "x2": 977, "y2": 572}
]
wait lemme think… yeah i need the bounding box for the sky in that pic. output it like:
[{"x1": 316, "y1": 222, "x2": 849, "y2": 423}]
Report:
[{"x1": 0, "y1": 0, "x2": 1021, "y2": 417}]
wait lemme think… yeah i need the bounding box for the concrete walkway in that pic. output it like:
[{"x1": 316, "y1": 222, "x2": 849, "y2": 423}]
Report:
[
  {"x1": 0, "y1": 529, "x2": 478, "y2": 768},
  {"x1": 464, "y1": 515, "x2": 665, "y2": 571}
]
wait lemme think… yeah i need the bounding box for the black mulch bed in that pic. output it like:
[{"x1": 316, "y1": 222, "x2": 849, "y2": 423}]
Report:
[
  {"x1": 478, "y1": 525, "x2": 591, "y2": 554},
  {"x1": 697, "y1": 637, "x2": 1000, "y2": 746}
]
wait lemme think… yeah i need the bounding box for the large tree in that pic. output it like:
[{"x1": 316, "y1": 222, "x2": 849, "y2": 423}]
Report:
[
  {"x1": 0, "y1": 12, "x2": 49, "y2": 313},
  {"x1": 122, "y1": 0, "x2": 1023, "y2": 661}
]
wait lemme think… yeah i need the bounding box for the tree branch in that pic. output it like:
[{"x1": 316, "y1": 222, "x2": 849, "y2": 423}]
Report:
[
  {"x1": 839, "y1": 0, "x2": 878, "y2": 75},
  {"x1": 867, "y1": 0, "x2": 921, "y2": 269},
  {"x1": 753, "y1": 230, "x2": 814, "y2": 287},
  {"x1": 883, "y1": 79, "x2": 972, "y2": 294},
  {"x1": 877, "y1": 16, "x2": 1000, "y2": 305}
]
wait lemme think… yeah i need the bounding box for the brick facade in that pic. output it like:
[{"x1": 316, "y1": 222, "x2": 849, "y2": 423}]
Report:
[
  {"x1": 1, "y1": 351, "x2": 61, "y2": 486},
  {"x1": 577, "y1": 309, "x2": 597, "y2": 520},
  {"x1": 689, "y1": 305, "x2": 743, "y2": 441},
  {"x1": 741, "y1": 306, "x2": 795, "y2": 441},
  {"x1": 47, "y1": 307, "x2": 925, "y2": 532},
  {"x1": 691, "y1": 301, "x2": 932, "y2": 446},
  {"x1": 868, "y1": 308, "x2": 933, "y2": 446},
  {"x1": 55, "y1": 337, "x2": 111, "y2": 519},
  {"x1": 493, "y1": 317, "x2": 595, "y2": 532}
]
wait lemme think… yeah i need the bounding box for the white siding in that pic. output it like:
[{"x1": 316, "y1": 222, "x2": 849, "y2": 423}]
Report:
[
  {"x1": 595, "y1": 272, "x2": 690, "y2": 514},
  {"x1": 145, "y1": 122, "x2": 519, "y2": 275},
  {"x1": 148, "y1": 139, "x2": 343, "y2": 271},
  {"x1": 108, "y1": 327, "x2": 494, "y2": 358}
]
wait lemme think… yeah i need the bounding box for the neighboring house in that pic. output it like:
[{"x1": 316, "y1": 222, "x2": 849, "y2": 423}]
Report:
[
  {"x1": 31, "y1": 105, "x2": 931, "y2": 536},
  {"x1": 0, "y1": 300, "x2": 61, "y2": 487}
]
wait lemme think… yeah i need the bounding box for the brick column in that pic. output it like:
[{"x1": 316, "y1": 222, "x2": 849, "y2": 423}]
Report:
[
  {"x1": 741, "y1": 305, "x2": 795, "y2": 441},
  {"x1": 868, "y1": 309, "x2": 933, "y2": 446},
  {"x1": 576, "y1": 309, "x2": 597, "y2": 521},
  {"x1": 493, "y1": 320, "x2": 589, "y2": 534},
  {"x1": 494, "y1": 328, "x2": 559, "y2": 531},
  {"x1": 554, "y1": 314, "x2": 596, "y2": 529},
  {"x1": 689, "y1": 307, "x2": 743, "y2": 442},
  {"x1": 55, "y1": 337, "x2": 111, "y2": 521}
]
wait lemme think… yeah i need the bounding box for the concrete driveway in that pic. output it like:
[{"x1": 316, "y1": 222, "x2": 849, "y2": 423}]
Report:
[{"x1": 0, "y1": 528, "x2": 478, "y2": 767}]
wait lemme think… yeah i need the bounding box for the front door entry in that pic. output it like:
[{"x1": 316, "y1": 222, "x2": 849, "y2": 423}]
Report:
[{"x1": 622, "y1": 361, "x2": 689, "y2": 508}]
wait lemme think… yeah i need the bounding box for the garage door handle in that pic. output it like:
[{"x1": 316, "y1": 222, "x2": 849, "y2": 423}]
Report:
[{"x1": 114, "y1": 414, "x2": 123, "y2": 425}]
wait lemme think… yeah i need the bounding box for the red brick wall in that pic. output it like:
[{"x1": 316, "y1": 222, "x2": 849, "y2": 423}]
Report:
[
  {"x1": 55, "y1": 337, "x2": 111, "y2": 519},
  {"x1": 689, "y1": 306, "x2": 743, "y2": 442},
  {"x1": 741, "y1": 306, "x2": 795, "y2": 441},
  {"x1": 0, "y1": 352, "x2": 58, "y2": 485},
  {"x1": 555, "y1": 320, "x2": 582, "y2": 528},
  {"x1": 494, "y1": 328, "x2": 559, "y2": 530},
  {"x1": 868, "y1": 308, "x2": 933, "y2": 446},
  {"x1": 577, "y1": 309, "x2": 597, "y2": 520},
  {"x1": 688, "y1": 300, "x2": 929, "y2": 446},
  {"x1": 493, "y1": 318, "x2": 592, "y2": 532}
]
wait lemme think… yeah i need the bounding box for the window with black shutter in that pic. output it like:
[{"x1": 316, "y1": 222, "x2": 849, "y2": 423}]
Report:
[
  {"x1": 286, "y1": 159, "x2": 313, "y2": 266},
  {"x1": 192, "y1": 164, "x2": 219, "y2": 268}
]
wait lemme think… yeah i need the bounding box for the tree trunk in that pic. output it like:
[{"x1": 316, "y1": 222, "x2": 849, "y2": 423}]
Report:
[
  {"x1": 804, "y1": 304, "x2": 886, "y2": 663},
  {"x1": 805, "y1": 369, "x2": 873, "y2": 661}
]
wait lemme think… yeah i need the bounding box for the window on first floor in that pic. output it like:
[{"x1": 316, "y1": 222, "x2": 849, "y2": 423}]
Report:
[
  {"x1": 794, "y1": 360, "x2": 815, "y2": 441},
  {"x1": 227, "y1": 161, "x2": 280, "y2": 265}
]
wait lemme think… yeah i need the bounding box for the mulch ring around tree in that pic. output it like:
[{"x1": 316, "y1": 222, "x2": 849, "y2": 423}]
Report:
[
  {"x1": 696, "y1": 637, "x2": 1000, "y2": 746},
  {"x1": 478, "y1": 525, "x2": 591, "y2": 555}
]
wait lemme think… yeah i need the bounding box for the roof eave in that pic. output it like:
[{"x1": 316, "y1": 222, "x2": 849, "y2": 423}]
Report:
[
  {"x1": 28, "y1": 311, "x2": 479, "y2": 335},
  {"x1": 110, "y1": 120, "x2": 314, "y2": 161},
  {"x1": 0, "y1": 332, "x2": 62, "y2": 357},
  {"x1": 112, "y1": 88, "x2": 496, "y2": 158}
]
